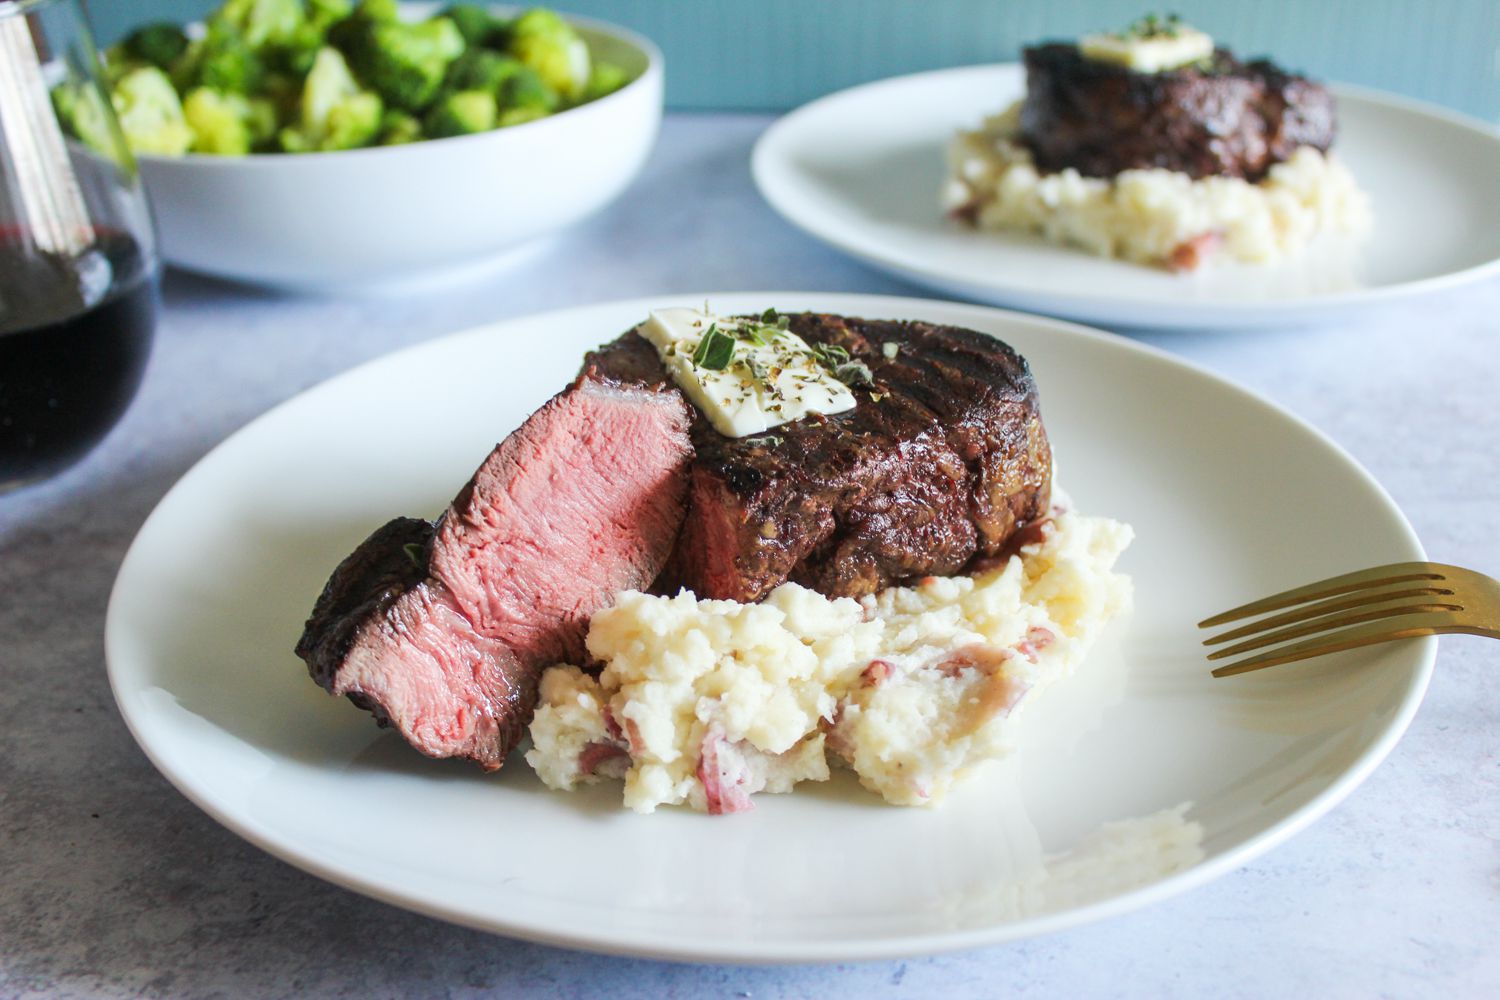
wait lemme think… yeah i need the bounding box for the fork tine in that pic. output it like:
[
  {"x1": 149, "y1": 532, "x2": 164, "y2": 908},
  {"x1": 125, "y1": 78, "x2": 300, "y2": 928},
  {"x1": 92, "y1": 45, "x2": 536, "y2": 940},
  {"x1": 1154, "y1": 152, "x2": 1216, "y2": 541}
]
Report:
[
  {"x1": 1210, "y1": 612, "x2": 1455, "y2": 677},
  {"x1": 1201, "y1": 585, "x2": 1456, "y2": 645},
  {"x1": 1205, "y1": 600, "x2": 1463, "y2": 660},
  {"x1": 1197, "y1": 562, "x2": 1445, "y2": 627}
]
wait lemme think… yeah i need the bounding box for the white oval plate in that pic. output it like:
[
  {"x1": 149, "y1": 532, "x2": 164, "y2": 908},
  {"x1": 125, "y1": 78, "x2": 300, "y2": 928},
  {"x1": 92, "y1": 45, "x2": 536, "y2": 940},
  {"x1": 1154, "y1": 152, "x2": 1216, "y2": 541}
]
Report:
[
  {"x1": 106, "y1": 293, "x2": 1432, "y2": 963},
  {"x1": 752, "y1": 66, "x2": 1500, "y2": 330}
]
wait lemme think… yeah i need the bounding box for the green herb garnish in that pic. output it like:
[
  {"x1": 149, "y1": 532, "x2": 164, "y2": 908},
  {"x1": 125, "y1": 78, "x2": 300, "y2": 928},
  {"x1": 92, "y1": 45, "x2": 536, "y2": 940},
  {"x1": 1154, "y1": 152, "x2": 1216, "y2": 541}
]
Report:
[
  {"x1": 811, "y1": 342, "x2": 851, "y2": 369},
  {"x1": 692, "y1": 324, "x2": 736, "y2": 370},
  {"x1": 1120, "y1": 12, "x2": 1182, "y2": 40},
  {"x1": 833, "y1": 359, "x2": 875, "y2": 388},
  {"x1": 810, "y1": 341, "x2": 872, "y2": 386},
  {"x1": 736, "y1": 323, "x2": 782, "y2": 347},
  {"x1": 402, "y1": 542, "x2": 424, "y2": 567}
]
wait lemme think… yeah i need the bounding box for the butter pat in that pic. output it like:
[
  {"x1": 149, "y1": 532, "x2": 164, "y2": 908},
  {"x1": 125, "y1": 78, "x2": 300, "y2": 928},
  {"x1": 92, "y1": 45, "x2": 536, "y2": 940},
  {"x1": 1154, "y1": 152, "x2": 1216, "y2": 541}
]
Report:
[
  {"x1": 641, "y1": 307, "x2": 857, "y2": 438},
  {"x1": 1080, "y1": 24, "x2": 1214, "y2": 73}
]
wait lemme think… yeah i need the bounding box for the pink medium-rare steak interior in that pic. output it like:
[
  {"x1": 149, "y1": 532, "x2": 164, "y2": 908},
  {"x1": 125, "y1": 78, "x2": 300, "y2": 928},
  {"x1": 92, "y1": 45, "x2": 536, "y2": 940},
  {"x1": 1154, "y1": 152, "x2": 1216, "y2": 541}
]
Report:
[
  {"x1": 431, "y1": 379, "x2": 692, "y2": 666},
  {"x1": 296, "y1": 374, "x2": 693, "y2": 769},
  {"x1": 333, "y1": 579, "x2": 519, "y2": 769}
]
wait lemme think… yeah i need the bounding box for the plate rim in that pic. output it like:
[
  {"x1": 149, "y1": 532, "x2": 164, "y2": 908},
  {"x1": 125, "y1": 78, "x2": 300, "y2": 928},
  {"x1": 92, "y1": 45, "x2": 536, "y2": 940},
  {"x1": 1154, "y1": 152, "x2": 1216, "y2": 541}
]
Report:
[
  {"x1": 750, "y1": 64, "x2": 1500, "y2": 328},
  {"x1": 104, "y1": 291, "x2": 1436, "y2": 963}
]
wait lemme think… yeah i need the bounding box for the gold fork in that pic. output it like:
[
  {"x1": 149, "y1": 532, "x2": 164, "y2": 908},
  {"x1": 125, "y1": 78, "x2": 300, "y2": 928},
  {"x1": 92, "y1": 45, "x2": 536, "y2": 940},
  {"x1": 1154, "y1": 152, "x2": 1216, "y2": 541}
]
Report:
[{"x1": 1199, "y1": 561, "x2": 1500, "y2": 677}]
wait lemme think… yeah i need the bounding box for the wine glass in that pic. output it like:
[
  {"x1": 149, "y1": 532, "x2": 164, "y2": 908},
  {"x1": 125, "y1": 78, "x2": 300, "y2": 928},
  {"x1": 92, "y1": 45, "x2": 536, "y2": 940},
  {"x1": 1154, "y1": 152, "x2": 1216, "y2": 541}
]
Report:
[{"x1": 0, "y1": 0, "x2": 159, "y2": 493}]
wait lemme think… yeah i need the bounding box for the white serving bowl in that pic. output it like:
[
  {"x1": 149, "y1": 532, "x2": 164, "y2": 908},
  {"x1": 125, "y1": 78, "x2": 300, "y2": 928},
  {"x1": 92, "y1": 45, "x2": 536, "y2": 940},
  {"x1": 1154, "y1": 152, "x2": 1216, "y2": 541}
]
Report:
[{"x1": 138, "y1": 8, "x2": 662, "y2": 290}]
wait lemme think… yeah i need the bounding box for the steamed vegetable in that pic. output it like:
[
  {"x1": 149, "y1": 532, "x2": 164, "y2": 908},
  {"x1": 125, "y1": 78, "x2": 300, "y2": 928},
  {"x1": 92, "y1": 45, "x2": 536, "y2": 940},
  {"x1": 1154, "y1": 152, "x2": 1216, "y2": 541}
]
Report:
[
  {"x1": 441, "y1": 4, "x2": 506, "y2": 48},
  {"x1": 51, "y1": 78, "x2": 120, "y2": 158},
  {"x1": 119, "y1": 23, "x2": 190, "y2": 71},
  {"x1": 424, "y1": 88, "x2": 497, "y2": 137},
  {"x1": 58, "y1": 1, "x2": 636, "y2": 157},
  {"x1": 342, "y1": 14, "x2": 465, "y2": 112},
  {"x1": 111, "y1": 66, "x2": 195, "y2": 156},
  {"x1": 183, "y1": 87, "x2": 265, "y2": 154},
  {"x1": 278, "y1": 46, "x2": 383, "y2": 151},
  {"x1": 507, "y1": 8, "x2": 588, "y2": 101}
]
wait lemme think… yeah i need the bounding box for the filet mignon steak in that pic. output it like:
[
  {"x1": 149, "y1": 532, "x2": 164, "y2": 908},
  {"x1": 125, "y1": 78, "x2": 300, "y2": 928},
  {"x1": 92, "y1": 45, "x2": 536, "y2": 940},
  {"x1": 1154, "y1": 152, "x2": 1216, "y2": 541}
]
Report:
[
  {"x1": 587, "y1": 313, "x2": 1053, "y2": 603},
  {"x1": 1019, "y1": 43, "x2": 1336, "y2": 182}
]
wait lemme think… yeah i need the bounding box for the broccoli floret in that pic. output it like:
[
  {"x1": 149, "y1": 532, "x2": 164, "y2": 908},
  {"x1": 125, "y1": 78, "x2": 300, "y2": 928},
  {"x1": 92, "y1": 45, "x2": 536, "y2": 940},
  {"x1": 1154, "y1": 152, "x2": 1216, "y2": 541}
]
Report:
[
  {"x1": 200, "y1": 37, "x2": 264, "y2": 93},
  {"x1": 245, "y1": 95, "x2": 280, "y2": 147},
  {"x1": 207, "y1": 0, "x2": 304, "y2": 51},
  {"x1": 582, "y1": 61, "x2": 630, "y2": 102},
  {"x1": 51, "y1": 79, "x2": 120, "y2": 158},
  {"x1": 101, "y1": 44, "x2": 141, "y2": 86},
  {"x1": 307, "y1": 0, "x2": 355, "y2": 26},
  {"x1": 348, "y1": 16, "x2": 466, "y2": 112},
  {"x1": 441, "y1": 4, "x2": 504, "y2": 48},
  {"x1": 499, "y1": 64, "x2": 557, "y2": 113},
  {"x1": 256, "y1": 71, "x2": 302, "y2": 126},
  {"x1": 444, "y1": 50, "x2": 558, "y2": 116},
  {"x1": 424, "y1": 89, "x2": 497, "y2": 138},
  {"x1": 445, "y1": 49, "x2": 523, "y2": 94},
  {"x1": 269, "y1": 0, "x2": 353, "y2": 76},
  {"x1": 507, "y1": 8, "x2": 588, "y2": 102},
  {"x1": 378, "y1": 108, "x2": 423, "y2": 144},
  {"x1": 178, "y1": 22, "x2": 265, "y2": 94},
  {"x1": 320, "y1": 92, "x2": 383, "y2": 149},
  {"x1": 111, "y1": 66, "x2": 194, "y2": 156},
  {"x1": 182, "y1": 87, "x2": 255, "y2": 155},
  {"x1": 278, "y1": 46, "x2": 382, "y2": 152},
  {"x1": 325, "y1": 0, "x2": 397, "y2": 50},
  {"x1": 353, "y1": 0, "x2": 399, "y2": 21},
  {"x1": 271, "y1": 22, "x2": 327, "y2": 76},
  {"x1": 120, "y1": 23, "x2": 190, "y2": 71}
]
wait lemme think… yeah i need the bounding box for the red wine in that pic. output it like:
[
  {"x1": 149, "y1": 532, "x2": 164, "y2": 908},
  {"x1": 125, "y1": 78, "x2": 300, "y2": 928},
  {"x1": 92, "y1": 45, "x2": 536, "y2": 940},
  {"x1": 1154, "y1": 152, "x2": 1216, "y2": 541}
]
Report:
[{"x1": 0, "y1": 232, "x2": 157, "y2": 489}]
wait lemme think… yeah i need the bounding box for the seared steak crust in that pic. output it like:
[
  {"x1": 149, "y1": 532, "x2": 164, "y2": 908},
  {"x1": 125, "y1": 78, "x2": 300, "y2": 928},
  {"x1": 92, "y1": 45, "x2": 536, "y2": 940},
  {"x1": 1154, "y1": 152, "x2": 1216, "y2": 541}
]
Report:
[
  {"x1": 586, "y1": 313, "x2": 1052, "y2": 603},
  {"x1": 1020, "y1": 43, "x2": 1336, "y2": 182},
  {"x1": 295, "y1": 516, "x2": 433, "y2": 692}
]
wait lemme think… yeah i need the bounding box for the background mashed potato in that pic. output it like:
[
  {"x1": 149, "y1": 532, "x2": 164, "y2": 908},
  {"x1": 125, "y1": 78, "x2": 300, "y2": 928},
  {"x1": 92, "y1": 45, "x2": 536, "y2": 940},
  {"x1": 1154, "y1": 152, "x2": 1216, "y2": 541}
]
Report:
[
  {"x1": 943, "y1": 103, "x2": 1371, "y2": 270},
  {"x1": 527, "y1": 500, "x2": 1133, "y2": 814}
]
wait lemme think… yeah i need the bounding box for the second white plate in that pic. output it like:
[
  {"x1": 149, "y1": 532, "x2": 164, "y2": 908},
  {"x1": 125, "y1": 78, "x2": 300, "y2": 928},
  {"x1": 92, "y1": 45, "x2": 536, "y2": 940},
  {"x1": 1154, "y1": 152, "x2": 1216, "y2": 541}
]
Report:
[
  {"x1": 106, "y1": 293, "x2": 1433, "y2": 962},
  {"x1": 752, "y1": 65, "x2": 1500, "y2": 329}
]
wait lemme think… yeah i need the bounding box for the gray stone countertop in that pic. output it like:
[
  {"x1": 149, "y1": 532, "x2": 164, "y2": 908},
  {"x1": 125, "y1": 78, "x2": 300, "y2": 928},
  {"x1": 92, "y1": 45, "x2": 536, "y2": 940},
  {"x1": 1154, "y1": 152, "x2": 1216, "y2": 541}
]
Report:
[{"x1": 3, "y1": 113, "x2": 1497, "y2": 999}]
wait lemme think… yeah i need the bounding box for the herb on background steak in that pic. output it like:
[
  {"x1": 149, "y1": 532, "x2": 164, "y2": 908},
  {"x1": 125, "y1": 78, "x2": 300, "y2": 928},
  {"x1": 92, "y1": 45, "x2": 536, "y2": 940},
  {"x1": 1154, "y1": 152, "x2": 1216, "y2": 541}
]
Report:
[
  {"x1": 1120, "y1": 12, "x2": 1182, "y2": 40},
  {"x1": 810, "y1": 342, "x2": 850, "y2": 368},
  {"x1": 833, "y1": 359, "x2": 875, "y2": 388}
]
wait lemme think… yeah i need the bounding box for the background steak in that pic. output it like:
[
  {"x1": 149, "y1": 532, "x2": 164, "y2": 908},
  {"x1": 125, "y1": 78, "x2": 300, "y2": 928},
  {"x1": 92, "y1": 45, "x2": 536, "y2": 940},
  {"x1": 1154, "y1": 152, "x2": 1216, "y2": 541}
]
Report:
[
  {"x1": 295, "y1": 373, "x2": 693, "y2": 769},
  {"x1": 587, "y1": 313, "x2": 1053, "y2": 603},
  {"x1": 1019, "y1": 43, "x2": 1336, "y2": 181}
]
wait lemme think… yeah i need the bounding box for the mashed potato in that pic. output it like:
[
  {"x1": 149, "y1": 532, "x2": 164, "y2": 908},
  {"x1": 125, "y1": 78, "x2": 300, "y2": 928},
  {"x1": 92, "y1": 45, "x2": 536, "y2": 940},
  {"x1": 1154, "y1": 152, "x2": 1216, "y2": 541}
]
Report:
[
  {"x1": 526, "y1": 500, "x2": 1133, "y2": 813},
  {"x1": 943, "y1": 102, "x2": 1371, "y2": 270}
]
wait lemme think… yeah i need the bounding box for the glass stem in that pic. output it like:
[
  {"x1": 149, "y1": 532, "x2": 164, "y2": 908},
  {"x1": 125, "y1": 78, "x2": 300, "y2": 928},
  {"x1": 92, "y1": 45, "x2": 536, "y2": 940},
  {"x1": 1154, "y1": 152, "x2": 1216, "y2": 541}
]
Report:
[{"x1": 0, "y1": 12, "x2": 90, "y2": 257}]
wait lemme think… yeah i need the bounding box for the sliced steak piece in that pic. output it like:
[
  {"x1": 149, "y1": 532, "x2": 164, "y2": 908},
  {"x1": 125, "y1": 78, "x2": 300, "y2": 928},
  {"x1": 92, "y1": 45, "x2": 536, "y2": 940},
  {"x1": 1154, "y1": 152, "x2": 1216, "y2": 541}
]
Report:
[
  {"x1": 295, "y1": 373, "x2": 693, "y2": 769},
  {"x1": 1019, "y1": 43, "x2": 1336, "y2": 181},
  {"x1": 296, "y1": 516, "x2": 433, "y2": 691},
  {"x1": 587, "y1": 313, "x2": 1052, "y2": 603}
]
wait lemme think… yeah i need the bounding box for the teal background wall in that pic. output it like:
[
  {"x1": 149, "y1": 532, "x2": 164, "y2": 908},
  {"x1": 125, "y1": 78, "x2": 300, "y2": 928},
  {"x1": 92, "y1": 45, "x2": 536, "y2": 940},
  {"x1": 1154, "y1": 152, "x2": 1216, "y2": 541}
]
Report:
[{"x1": 84, "y1": 1, "x2": 1500, "y2": 122}]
